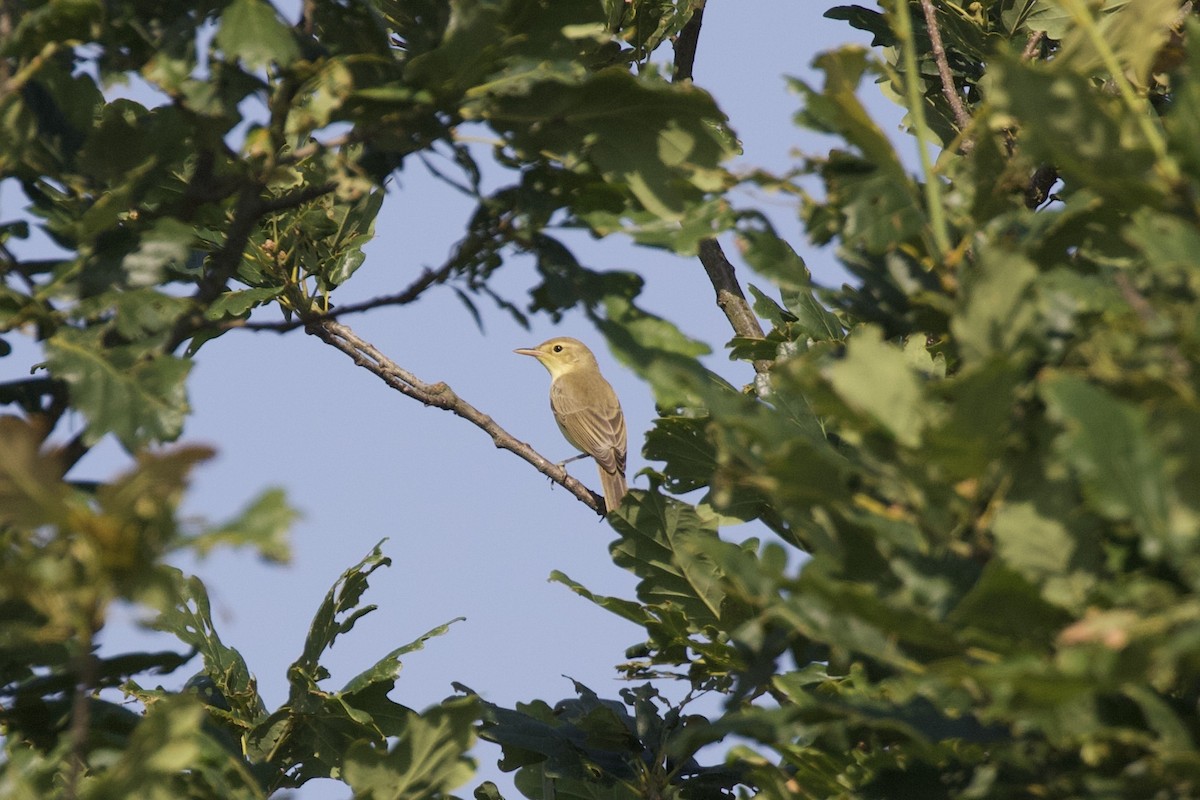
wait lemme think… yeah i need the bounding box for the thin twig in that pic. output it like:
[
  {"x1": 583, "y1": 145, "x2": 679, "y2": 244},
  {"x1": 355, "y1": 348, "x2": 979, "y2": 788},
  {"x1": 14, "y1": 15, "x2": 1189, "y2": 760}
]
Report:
[
  {"x1": 918, "y1": 0, "x2": 973, "y2": 152},
  {"x1": 670, "y1": 5, "x2": 770, "y2": 374},
  {"x1": 233, "y1": 261, "x2": 458, "y2": 332},
  {"x1": 307, "y1": 319, "x2": 606, "y2": 515}
]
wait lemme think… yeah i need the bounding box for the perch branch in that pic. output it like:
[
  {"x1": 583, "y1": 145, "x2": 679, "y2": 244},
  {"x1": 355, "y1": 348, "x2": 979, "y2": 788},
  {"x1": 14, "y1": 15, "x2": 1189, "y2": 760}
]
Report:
[{"x1": 307, "y1": 319, "x2": 605, "y2": 515}]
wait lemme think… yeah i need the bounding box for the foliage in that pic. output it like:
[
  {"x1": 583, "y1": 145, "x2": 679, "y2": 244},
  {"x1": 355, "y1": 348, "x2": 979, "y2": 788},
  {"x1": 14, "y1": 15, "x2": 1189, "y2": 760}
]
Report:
[
  {"x1": 1, "y1": 418, "x2": 472, "y2": 797},
  {"x1": 6, "y1": 0, "x2": 1200, "y2": 798}
]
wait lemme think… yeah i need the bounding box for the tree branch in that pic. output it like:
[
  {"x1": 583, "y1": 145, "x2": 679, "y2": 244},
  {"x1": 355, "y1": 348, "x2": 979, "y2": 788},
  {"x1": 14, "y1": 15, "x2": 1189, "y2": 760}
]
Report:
[
  {"x1": 232, "y1": 261, "x2": 458, "y2": 333},
  {"x1": 671, "y1": 3, "x2": 705, "y2": 83},
  {"x1": 919, "y1": 0, "x2": 972, "y2": 144},
  {"x1": 919, "y1": 0, "x2": 976, "y2": 157},
  {"x1": 167, "y1": 181, "x2": 338, "y2": 349},
  {"x1": 670, "y1": 5, "x2": 770, "y2": 374},
  {"x1": 307, "y1": 319, "x2": 605, "y2": 515},
  {"x1": 697, "y1": 240, "x2": 769, "y2": 372}
]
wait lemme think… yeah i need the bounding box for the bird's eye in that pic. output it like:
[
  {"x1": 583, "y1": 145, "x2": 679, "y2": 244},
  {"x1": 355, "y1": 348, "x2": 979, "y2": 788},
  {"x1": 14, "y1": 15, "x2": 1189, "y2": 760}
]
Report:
[{"x1": 553, "y1": 344, "x2": 563, "y2": 353}]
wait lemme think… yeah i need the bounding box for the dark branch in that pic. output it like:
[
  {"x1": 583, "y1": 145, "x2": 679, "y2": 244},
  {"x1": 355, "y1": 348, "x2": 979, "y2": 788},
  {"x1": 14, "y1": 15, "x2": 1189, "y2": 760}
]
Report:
[
  {"x1": 307, "y1": 319, "x2": 606, "y2": 515},
  {"x1": 697, "y1": 240, "x2": 768, "y2": 368},
  {"x1": 672, "y1": 4, "x2": 705, "y2": 83}
]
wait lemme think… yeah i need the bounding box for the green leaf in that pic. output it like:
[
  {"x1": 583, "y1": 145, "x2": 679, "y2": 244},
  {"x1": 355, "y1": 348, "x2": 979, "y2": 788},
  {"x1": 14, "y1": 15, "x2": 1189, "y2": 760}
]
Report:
[
  {"x1": 189, "y1": 487, "x2": 296, "y2": 563},
  {"x1": 1125, "y1": 209, "x2": 1200, "y2": 284},
  {"x1": 549, "y1": 570, "x2": 655, "y2": 628},
  {"x1": 608, "y1": 492, "x2": 745, "y2": 631},
  {"x1": 1051, "y1": 0, "x2": 1178, "y2": 85},
  {"x1": 43, "y1": 328, "x2": 192, "y2": 449},
  {"x1": 747, "y1": 284, "x2": 793, "y2": 328},
  {"x1": 341, "y1": 617, "x2": 465, "y2": 698},
  {"x1": 154, "y1": 575, "x2": 267, "y2": 724},
  {"x1": 1039, "y1": 373, "x2": 1173, "y2": 553},
  {"x1": 792, "y1": 48, "x2": 902, "y2": 171},
  {"x1": 947, "y1": 563, "x2": 1070, "y2": 652},
  {"x1": 598, "y1": 295, "x2": 720, "y2": 409},
  {"x1": 240, "y1": 544, "x2": 468, "y2": 786},
  {"x1": 949, "y1": 246, "x2": 1038, "y2": 364},
  {"x1": 342, "y1": 697, "x2": 478, "y2": 800},
  {"x1": 642, "y1": 414, "x2": 716, "y2": 494},
  {"x1": 0, "y1": 416, "x2": 69, "y2": 528},
  {"x1": 215, "y1": 0, "x2": 300, "y2": 68},
  {"x1": 484, "y1": 69, "x2": 735, "y2": 221},
  {"x1": 991, "y1": 501, "x2": 1074, "y2": 581},
  {"x1": 205, "y1": 287, "x2": 285, "y2": 321},
  {"x1": 293, "y1": 541, "x2": 391, "y2": 678},
  {"x1": 86, "y1": 695, "x2": 207, "y2": 797},
  {"x1": 826, "y1": 325, "x2": 926, "y2": 448},
  {"x1": 924, "y1": 359, "x2": 1021, "y2": 480}
]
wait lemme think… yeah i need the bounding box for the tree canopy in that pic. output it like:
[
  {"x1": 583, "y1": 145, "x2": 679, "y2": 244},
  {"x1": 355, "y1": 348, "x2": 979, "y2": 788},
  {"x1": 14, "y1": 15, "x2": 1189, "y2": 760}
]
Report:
[{"x1": 5, "y1": 0, "x2": 1200, "y2": 798}]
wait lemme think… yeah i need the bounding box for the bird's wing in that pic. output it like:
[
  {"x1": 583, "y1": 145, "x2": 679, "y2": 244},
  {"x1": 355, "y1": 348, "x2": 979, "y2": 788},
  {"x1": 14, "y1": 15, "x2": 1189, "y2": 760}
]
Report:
[{"x1": 551, "y1": 375, "x2": 626, "y2": 475}]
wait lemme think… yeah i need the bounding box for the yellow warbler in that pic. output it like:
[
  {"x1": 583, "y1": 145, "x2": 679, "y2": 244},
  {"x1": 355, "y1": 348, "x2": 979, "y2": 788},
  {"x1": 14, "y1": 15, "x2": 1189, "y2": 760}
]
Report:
[{"x1": 514, "y1": 337, "x2": 627, "y2": 512}]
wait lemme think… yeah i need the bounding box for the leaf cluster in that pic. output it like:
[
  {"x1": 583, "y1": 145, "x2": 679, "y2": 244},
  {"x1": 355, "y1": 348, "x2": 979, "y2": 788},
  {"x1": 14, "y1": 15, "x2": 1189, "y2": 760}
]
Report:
[
  {"x1": 541, "y1": 2, "x2": 1200, "y2": 797},
  {"x1": 9, "y1": 0, "x2": 1200, "y2": 798},
  {"x1": 1, "y1": 435, "x2": 476, "y2": 798}
]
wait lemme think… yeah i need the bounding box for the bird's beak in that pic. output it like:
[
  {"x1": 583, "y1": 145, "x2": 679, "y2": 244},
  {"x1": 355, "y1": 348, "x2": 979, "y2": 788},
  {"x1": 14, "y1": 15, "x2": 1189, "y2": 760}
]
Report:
[{"x1": 513, "y1": 347, "x2": 540, "y2": 358}]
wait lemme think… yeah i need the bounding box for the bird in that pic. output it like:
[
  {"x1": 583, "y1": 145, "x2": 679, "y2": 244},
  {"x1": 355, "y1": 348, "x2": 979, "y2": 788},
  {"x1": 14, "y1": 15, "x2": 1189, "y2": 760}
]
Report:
[{"x1": 514, "y1": 337, "x2": 627, "y2": 513}]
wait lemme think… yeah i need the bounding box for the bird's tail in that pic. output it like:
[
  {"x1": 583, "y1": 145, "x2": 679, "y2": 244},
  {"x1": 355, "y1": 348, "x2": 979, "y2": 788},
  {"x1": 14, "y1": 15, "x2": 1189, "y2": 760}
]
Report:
[{"x1": 599, "y1": 468, "x2": 627, "y2": 514}]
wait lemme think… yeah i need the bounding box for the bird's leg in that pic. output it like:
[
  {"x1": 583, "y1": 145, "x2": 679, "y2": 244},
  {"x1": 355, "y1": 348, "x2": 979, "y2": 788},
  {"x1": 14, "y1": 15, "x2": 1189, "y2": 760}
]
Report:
[
  {"x1": 548, "y1": 453, "x2": 590, "y2": 490},
  {"x1": 556, "y1": 452, "x2": 591, "y2": 469},
  {"x1": 554, "y1": 452, "x2": 591, "y2": 474}
]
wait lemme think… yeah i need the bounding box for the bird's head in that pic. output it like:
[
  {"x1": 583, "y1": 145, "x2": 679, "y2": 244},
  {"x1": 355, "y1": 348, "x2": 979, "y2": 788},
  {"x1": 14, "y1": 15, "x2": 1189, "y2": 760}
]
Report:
[{"x1": 514, "y1": 337, "x2": 599, "y2": 379}]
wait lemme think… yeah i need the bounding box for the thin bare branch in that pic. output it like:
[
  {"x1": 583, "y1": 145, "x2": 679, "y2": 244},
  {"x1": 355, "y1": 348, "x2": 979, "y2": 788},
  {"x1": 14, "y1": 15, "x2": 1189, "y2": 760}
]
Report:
[
  {"x1": 919, "y1": 0, "x2": 973, "y2": 152},
  {"x1": 307, "y1": 319, "x2": 606, "y2": 515},
  {"x1": 233, "y1": 261, "x2": 458, "y2": 333}
]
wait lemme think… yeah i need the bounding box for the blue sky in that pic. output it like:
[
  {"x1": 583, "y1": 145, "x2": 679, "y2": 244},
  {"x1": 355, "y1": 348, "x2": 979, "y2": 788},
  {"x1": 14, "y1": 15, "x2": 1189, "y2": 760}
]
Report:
[{"x1": 2, "y1": 3, "x2": 905, "y2": 796}]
